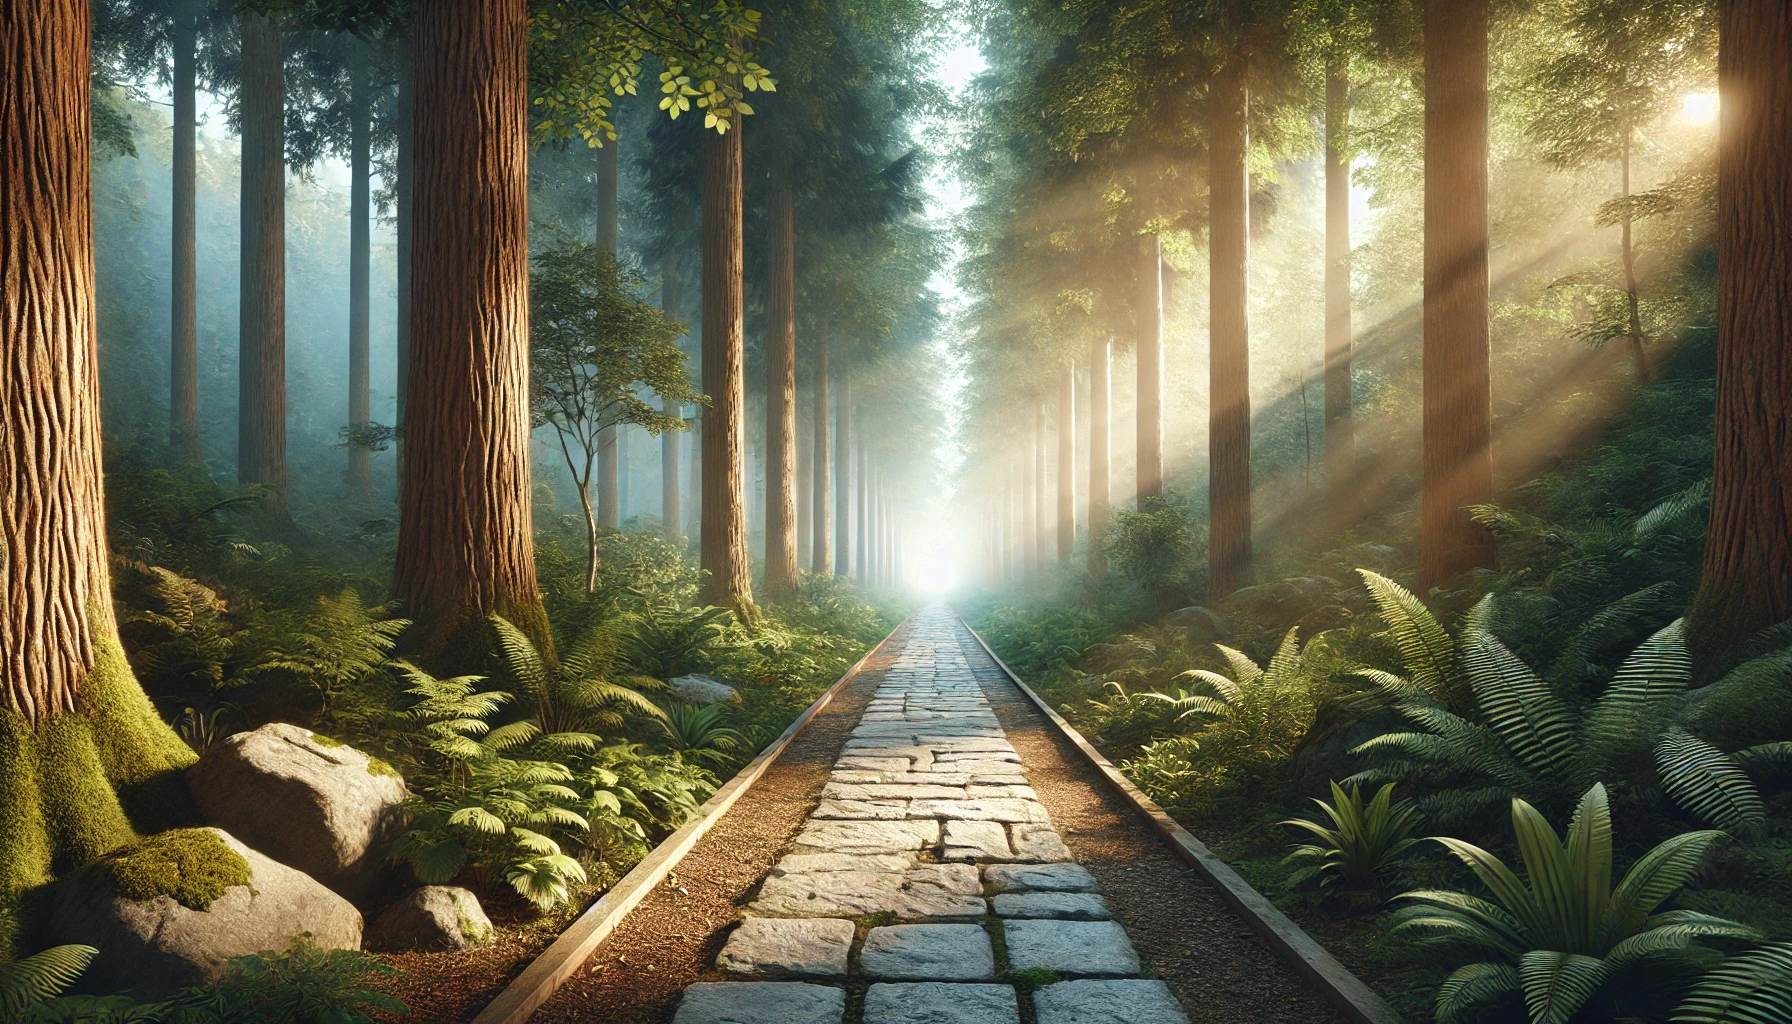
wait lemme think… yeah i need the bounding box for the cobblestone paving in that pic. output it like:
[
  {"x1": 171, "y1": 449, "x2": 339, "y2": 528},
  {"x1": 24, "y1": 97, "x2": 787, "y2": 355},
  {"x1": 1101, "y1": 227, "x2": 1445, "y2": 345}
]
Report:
[{"x1": 673, "y1": 605, "x2": 1190, "y2": 1024}]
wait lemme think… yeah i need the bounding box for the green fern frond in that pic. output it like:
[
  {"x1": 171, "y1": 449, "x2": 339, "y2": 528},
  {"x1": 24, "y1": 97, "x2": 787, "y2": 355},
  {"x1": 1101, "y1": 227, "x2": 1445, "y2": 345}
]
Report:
[
  {"x1": 1654, "y1": 728, "x2": 1764, "y2": 832},
  {"x1": 1672, "y1": 942, "x2": 1792, "y2": 1024},
  {"x1": 0, "y1": 944, "x2": 97, "y2": 1015},
  {"x1": 1359, "y1": 570, "x2": 1456, "y2": 700}
]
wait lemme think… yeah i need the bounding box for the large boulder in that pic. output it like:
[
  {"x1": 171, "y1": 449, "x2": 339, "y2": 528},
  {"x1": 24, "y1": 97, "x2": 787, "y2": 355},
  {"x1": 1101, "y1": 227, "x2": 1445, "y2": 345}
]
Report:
[
  {"x1": 187, "y1": 723, "x2": 407, "y2": 902},
  {"x1": 670, "y1": 673, "x2": 740, "y2": 704},
  {"x1": 364, "y1": 886, "x2": 493, "y2": 952},
  {"x1": 48, "y1": 828, "x2": 361, "y2": 999},
  {"x1": 1161, "y1": 606, "x2": 1229, "y2": 645}
]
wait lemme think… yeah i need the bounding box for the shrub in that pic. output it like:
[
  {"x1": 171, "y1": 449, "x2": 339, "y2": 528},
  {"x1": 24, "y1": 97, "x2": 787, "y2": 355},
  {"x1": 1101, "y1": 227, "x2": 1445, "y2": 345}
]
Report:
[
  {"x1": 1281, "y1": 782, "x2": 1423, "y2": 904},
  {"x1": 1107, "y1": 493, "x2": 1200, "y2": 610}
]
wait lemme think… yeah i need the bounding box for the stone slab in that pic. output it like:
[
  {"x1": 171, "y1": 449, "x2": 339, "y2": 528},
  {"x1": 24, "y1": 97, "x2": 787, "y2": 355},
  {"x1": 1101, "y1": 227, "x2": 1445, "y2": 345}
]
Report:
[
  {"x1": 860, "y1": 924, "x2": 995, "y2": 980},
  {"x1": 812, "y1": 799, "x2": 910, "y2": 820},
  {"x1": 909, "y1": 799, "x2": 1049, "y2": 823},
  {"x1": 983, "y1": 863, "x2": 1099, "y2": 893},
  {"x1": 773, "y1": 853, "x2": 914, "y2": 875},
  {"x1": 863, "y1": 983, "x2": 1020, "y2": 1024},
  {"x1": 991, "y1": 892, "x2": 1110, "y2": 920},
  {"x1": 941, "y1": 820, "x2": 1011, "y2": 861},
  {"x1": 822, "y1": 783, "x2": 967, "y2": 802},
  {"x1": 1002, "y1": 921, "x2": 1140, "y2": 976},
  {"x1": 1011, "y1": 824, "x2": 1073, "y2": 862},
  {"x1": 717, "y1": 918, "x2": 854, "y2": 977},
  {"x1": 836, "y1": 757, "x2": 912, "y2": 772},
  {"x1": 671, "y1": 982, "x2": 845, "y2": 1024},
  {"x1": 793, "y1": 819, "x2": 939, "y2": 854},
  {"x1": 750, "y1": 864, "x2": 984, "y2": 919},
  {"x1": 1033, "y1": 980, "x2": 1189, "y2": 1024}
]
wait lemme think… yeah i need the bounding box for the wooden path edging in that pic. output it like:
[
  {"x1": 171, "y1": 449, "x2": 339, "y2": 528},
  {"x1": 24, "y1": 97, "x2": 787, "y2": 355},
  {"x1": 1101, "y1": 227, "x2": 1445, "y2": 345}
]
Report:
[
  {"x1": 470, "y1": 618, "x2": 909, "y2": 1024},
  {"x1": 960, "y1": 617, "x2": 1405, "y2": 1024}
]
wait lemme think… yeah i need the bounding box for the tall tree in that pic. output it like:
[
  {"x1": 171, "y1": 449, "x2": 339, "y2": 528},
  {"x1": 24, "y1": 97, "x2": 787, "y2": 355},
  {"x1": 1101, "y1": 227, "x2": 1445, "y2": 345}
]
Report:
[
  {"x1": 595, "y1": 139, "x2": 621, "y2": 530},
  {"x1": 700, "y1": 123, "x2": 754, "y2": 614},
  {"x1": 1023, "y1": 415, "x2": 1039, "y2": 581},
  {"x1": 346, "y1": 37, "x2": 374, "y2": 499},
  {"x1": 811, "y1": 338, "x2": 833, "y2": 573},
  {"x1": 1034, "y1": 402, "x2": 1049, "y2": 570},
  {"x1": 395, "y1": 0, "x2": 547, "y2": 659},
  {"x1": 661, "y1": 251, "x2": 686, "y2": 543},
  {"x1": 1418, "y1": 0, "x2": 1496, "y2": 591},
  {"x1": 1690, "y1": 0, "x2": 1792, "y2": 658},
  {"x1": 763, "y1": 180, "x2": 799, "y2": 600},
  {"x1": 238, "y1": 10, "x2": 287, "y2": 516},
  {"x1": 834, "y1": 358, "x2": 853, "y2": 576},
  {"x1": 1088, "y1": 335, "x2": 1110, "y2": 576},
  {"x1": 169, "y1": 0, "x2": 200, "y2": 464},
  {"x1": 1, "y1": 0, "x2": 197, "y2": 914},
  {"x1": 855, "y1": 431, "x2": 869, "y2": 585},
  {"x1": 1136, "y1": 234, "x2": 1164, "y2": 504},
  {"x1": 394, "y1": 35, "x2": 413, "y2": 478},
  {"x1": 1209, "y1": 23, "x2": 1252, "y2": 602},
  {"x1": 1058, "y1": 366, "x2": 1075, "y2": 561},
  {"x1": 1323, "y1": 61, "x2": 1353, "y2": 503}
]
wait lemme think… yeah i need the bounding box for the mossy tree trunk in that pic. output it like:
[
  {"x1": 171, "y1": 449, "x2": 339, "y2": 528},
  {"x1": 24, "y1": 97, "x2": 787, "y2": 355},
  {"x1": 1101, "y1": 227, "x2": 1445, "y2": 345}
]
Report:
[{"x1": 1, "y1": 0, "x2": 197, "y2": 934}]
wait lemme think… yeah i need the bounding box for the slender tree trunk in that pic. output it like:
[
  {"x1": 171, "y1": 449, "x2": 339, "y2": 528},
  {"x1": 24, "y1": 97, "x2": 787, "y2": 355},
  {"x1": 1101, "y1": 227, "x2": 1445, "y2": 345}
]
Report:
[
  {"x1": 1689, "y1": 0, "x2": 1792, "y2": 659},
  {"x1": 1619, "y1": 127, "x2": 1649, "y2": 381},
  {"x1": 619, "y1": 427, "x2": 630, "y2": 521},
  {"x1": 1418, "y1": 0, "x2": 1496, "y2": 592},
  {"x1": 1012, "y1": 455, "x2": 1024, "y2": 589},
  {"x1": 1209, "y1": 36, "x2": 1252, "y2": 602},
  {"x1": 1, "y1": 0, "x2": 197, "y2": 900},
  {"x1": 395, "y1": 35, "x2": 413, "y2": 483},
  {"x1": 580, "y1": 467, "x2": 599, "y2": 595},
  {"x1": 856, "y1": 434, "x2": 869, "y2": 586},
  {"x1": 1136, "y1": 235, "x2": 1164, "y2": 504},
  {"x1": 1324, "y1": 62, "x2": 1354, "y2": 506},
  {"x1": 1004, "y1": 460, "x2": 1018, "y2": 589},
  {"x1": 797, "y1": 395, "x2": 811, "y2": 571},
  {"x1": 1034, "y1": 403, "x2": 1049, "y2": 573},
  {"x1": 700, "y1": 125, "x2": 753, "y2": 614},
  {"x1": 169, "y1": 6, "x2": 200, "y2": 464},
  {"x1": 347, "y1": 40, "x2": 373, "y2": 499},
  {"x1": 687, "y1": 412, "x2": 701, "y2": 537},
  {"x1": 835, "y1": 359, "x2": 853, "y2": 576},
  {"x1": 1023, "y1": 418, "x2": 1038, "y2": 583},
  {"x1": 395, "y1": 0, "x2": 547, "y2": 661},
  {"x1": 1058, "y1": 367, "x2": 1076, "y2": 562},
  {"x1": 661, "y1": 255, "x2": 683, "y2": 542},
  {"x1": 763, "y1": 182, "x2": 798, "y2": 600},
  {"x1": 596, "y1": 139, "x2": 620, "y2": 530},
  {"x1": 812, "y1": 338, "x2": 833, "y2": 574},
  {"x1": 1089, "y1": 335, "x2": 1110, "y2": 576},
  {"x1": 238, "y1": 11, "x2": 286, "y2": 517}
]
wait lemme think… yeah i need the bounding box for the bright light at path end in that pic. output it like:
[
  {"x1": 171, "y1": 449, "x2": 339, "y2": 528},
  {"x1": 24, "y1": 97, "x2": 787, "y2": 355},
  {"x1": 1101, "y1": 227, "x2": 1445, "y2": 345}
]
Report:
[
  {"x1": 916, "y1": 543, "x2": 957, "y2": 596},
  {"x1": 1682, "y1": 92, "x2": 1718, "y2": 125}
]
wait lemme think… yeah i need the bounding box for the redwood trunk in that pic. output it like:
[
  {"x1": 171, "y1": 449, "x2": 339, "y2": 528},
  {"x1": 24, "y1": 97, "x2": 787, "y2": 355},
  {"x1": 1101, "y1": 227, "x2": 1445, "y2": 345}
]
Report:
[
  {"x1": 238, "y1": 12, "x2": 286, "y2": 516},
  {"x1": 1418, "y1": 0, "x2": 1496, "y2": 592},
  {"x1": 835, "y1": 361, "x2": 853, "y2": 576},
  {"x1": 169, "y1": 7, "x2": 199, "y2": 463},
  {"x1": 1058, "y1": 366, "x2": 1075, "y2": 562},
  {"x1": 395, "y1": 36, "x2": 413, "y2": 478},
  {"x1": 347, "y1": 40, "x2": 373, "y2": 498},
  {"x1": 1691, "y1": 0, "x2": 1792, "y2": 657},
  {"x1": 763, "y1": 182, "x2": 798, "y2": 600},
  {"x1": 812, "y1": 338, "x2": 833, "y2": 574},
  {"x1": 1209, "y1": 44, "x2": 1252, "y2": 602},
  {"x1": 1136, "y1": 235, "x2": 1164, "y2": 503},
  {"x1": 395, "y1": 0, "x2": 547, "y2": 659},
  {"x1": 1089, "y1": 335, "x2": 1110, "y2": 576},
  {"x1": 596, "y1": 140, "x2": 620, "y2": 530},
  {"x1": 1324, "y1": 63, "x2": 1354, "y2": 505},
  {"x1": 700, "y1": 125, "x2": 753, "y2": 613}
]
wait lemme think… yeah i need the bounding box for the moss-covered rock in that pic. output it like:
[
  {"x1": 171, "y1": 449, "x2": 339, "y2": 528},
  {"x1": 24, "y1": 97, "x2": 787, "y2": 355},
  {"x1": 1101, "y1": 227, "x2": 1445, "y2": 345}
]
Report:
[{"x1": 102, "y1": 828, "x2": 251, "y2": 911}]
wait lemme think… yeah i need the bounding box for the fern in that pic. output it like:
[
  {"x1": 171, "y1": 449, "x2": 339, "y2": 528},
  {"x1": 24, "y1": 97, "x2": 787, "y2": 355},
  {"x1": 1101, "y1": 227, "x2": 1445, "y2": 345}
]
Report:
[
  {"x1": 1673, "y1": 942, "x2": 1792, "y2": 1024},
  {"x1": 0, "y1": 945, "x2": 96, "y2": 1017},
  {"x1": 1654, "y1": 729, "x2": 1765, "y2": 833}
]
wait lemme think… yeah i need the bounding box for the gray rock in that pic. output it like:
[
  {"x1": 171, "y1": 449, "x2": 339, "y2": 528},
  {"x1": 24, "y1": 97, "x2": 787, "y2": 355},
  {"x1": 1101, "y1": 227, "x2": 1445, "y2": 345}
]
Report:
[
  {"x1": 750, "y1": 863, "x2": 983, "y2": 919},
  {"x1": 812, "y1": 799, "x2": 911, "y2": 820},
  {"x1": 861, "y1": 924, "x2": 995, "y2": 980},
  {"x1": 718, "y1": 918, "x2": 854, "y2": 977},
  {"x1": 909, "y1": 799, "x2": 1049, "y2": 823},
  {"x1": 1003, "y1": 921, "x2": 1140, "y2": 976},
  {"x1": 991, "y1": 892, "x2": 1109, "y2": 920},
  {"x1": 670, "y1": 674, "x2": 740, "y2": 704},
  {"x1": 1033, "y1": 979, "x2": 1189, "y2": 1024},
  {"x1": 793, "y1": 819, "x2": 939, "y2": 854},
  {"x1": 364, "y1": 886, "x2": 491, "y2": 952},
  {"x1": 672, "y1": 982, "x2": 845, "y2": 1024},
  {"x1": 864, "y1": 983, "x2": 1020, "y2": 1024},
  {"x1": 49, "y1": 828, "x2": 362, "y2": 999},
  {"x1": 186, "y1": 723, "x2": 406, "y2": 901},
  {"x1": 1011, "y1": 825, "x2": 1072, "y2": 862},
  {"x1": 942, "y1": 820, "x2": 1012, "y2": 861},
  {"x1": 983, "y1": 863, "x2": 1099, "y2": 893},
  {"x1": 823, "y1": 783, "x2": 967, "y2": 801},
  {"x1": 1162, "y1": 606, "x2": 1229, "y2": 644},
  {"x1": 772, "y1": 853, "x2": 914, "y2": 875}
]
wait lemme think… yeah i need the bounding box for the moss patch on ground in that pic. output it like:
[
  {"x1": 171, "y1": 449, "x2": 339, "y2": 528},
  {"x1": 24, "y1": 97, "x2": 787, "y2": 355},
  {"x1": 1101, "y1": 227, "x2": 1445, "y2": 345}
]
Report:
[{"x1": 102, "y1": 829, "x2": 252, "y2": 911}]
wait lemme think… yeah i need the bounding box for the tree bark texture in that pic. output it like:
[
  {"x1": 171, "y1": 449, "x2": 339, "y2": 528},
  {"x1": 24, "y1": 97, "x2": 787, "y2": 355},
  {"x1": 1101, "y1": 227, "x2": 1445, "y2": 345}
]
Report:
[
  {"x1": 395, "y1": 0, "x2": 547, "y2": 660},
  {"x1": 834, "y1": 360, "x2": 853, "y2": 576},
  {"x1": 812, "y1": 338, "x2": 833, "y2": 574},
  {"x1": 1058, "y1": 366, "x2": 1076, "y2": 562},
  {"x1": 395, "y1": 35, "x2": 414, "y2": 479},
  {"x1": 797, "y1": 396, "x2": 811, "y2": 571},
  {"x1": 1324, "y1": 64, "x2": 1354, "y2": 505},
  {"x1": 1136, "y1": 235, "x2": 1164, "y2": 504},
  {"x1": 596, "y1": 140, "x2": 620, "y2": 530},
  {"x1": 347, "y1": 40, "x2": 373, "y2": 498},
  {"x1": 169, "y1": 8, "x2": 199, "y2": 463},
  {"x1": 763, "y1": 183, "x2": 798, "y2": 600},
  {"x1": 1208, "y1": 45, "x2": 1252, "y2": 602},
  {"x1": 1691, "y1": 0, "x2": 1792, "y2": 656},
  {"x1": 661, "y1": 255, "x2": 684, "y2": 542},
  {"x1": 1023, "y1": 417, "x2": 1039, "y2": 582},
  {"x1": 1418, "y1": 0, "x2": 1496, "y2": 592},
  {"x1": 856, "y1": 435, "x2": 869, "y2": 586},
  {"x1": 237, "y1": 12, "x2": 286, "y2": 516},
  {"x1": 1034, "y1": 403, "x2": 1049, "y2": 571},
  {"x1": 687, "y1": 414, "x2": 701, "y2": 536},
  {"x1": 700, "y1": 125, "x2": 753, "y2": 613},
  {"x1": 1089, "y1": 335, "x2": 1110, "y2": 576}
]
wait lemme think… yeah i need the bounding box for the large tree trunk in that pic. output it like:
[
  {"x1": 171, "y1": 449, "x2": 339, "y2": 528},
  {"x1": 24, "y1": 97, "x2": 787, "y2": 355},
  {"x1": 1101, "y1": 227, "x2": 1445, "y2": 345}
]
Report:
[
  {"x1": 169, "y1": 6, "x2": 200, "y2": 465},
  {"x1": 700, "y1": 125, "x2": 754, "y2": 614},
  {"x1": 1208, "y1": 40, "x2": 1252, "y2": 602},
  {"x1": 238, "y1": 12, "x2": 286, "y2": 517},
  {"x1": 346, "y1": 39, "x2": 373, "y2": 499},
  {"x1": 1136, "y1": 235, "x2": 1164, "y2": 504},
  {"x1": 763, "y1": 182, "x2": 798, "y2": 600},
  {"x1": 1058, "y1": 366, "x2": 1075, "y2": 562},
  {"x1": 811, "y1": 338, "x2": 832, "y2": 574},
  {"x1": 1418, "y1": 0, "x2": 1495, "y2": 592},
  {"x1": 395, "y1": 35, "x2": 413, "y2": 482},
  {"x1": 596, "y1": 139, "x2": 620, "y2": 530},
  {"x1": 1324, "y1": 62, "x2": 1354, "y2": 506},
  {"x1": 834, "y1": 360, "x2": 853, "y2": 576},
  {"x1": 661, "y1": 254, "x2": 683, "y2": 542},
  {"x1": 1690, "y1": 0, "x2": 1792, "y2": 659},
  {"x1": 1089, "y1": 335, "x2": 1110, "y2": 576},
  {"x1": 1, "y1": 0, "x2": 197, "y2": 905},
  {"x1": 395, "y1": 0, "x2": 547, "y2": 662}
]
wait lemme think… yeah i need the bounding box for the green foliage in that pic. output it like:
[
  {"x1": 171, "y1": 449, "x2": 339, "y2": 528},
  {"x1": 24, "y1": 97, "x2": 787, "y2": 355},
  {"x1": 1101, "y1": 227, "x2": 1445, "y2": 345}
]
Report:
[
  {"x1": 1395, "y1": 784, "x2": 1753, "y2": 1024},
  {"x1": 250, "y1": 590, "x2": 409, "y2": 727},
  {"x1": 614, "y1": 599, "x2": 733, "y2": 680},
  {"x1": 100, "y1": 830, "x2": 251, "y2": 912},
  {"x1": 1, "y1": 946, "x2": 96, "y2": 1020},
  {"x1": 1106, "y1": 494, "x2": 1200, "y2": 609},
  {"x1": 1281, "y1": 782, "x2": 1423, "y2": 903},
  {"x1": 655, "y1": 703, "x2": 749, "y2": 768},
  {"x1": 489, "y1": 614, "x2": 667, "y2": 749},
  {"x1": 1672, "y1": 942, "x2": 1792, "y2": 1024}
]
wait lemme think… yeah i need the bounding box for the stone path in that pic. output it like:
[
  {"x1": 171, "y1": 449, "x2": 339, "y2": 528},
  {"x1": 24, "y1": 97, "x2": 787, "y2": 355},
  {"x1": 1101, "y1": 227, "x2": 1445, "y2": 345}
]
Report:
[{"x1": 671, "y1": 606, "x2": 1190, "y2": 1024}]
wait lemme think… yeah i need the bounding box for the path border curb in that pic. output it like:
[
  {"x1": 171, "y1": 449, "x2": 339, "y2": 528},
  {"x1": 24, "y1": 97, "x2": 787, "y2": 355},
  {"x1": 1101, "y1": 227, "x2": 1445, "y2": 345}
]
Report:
[
  {"x1": 469, "y1": 617, "x2": 911, "y2": 1024},
  {"x1": 960, "y1": 616, "x2": 1404, "y2": 1024}
]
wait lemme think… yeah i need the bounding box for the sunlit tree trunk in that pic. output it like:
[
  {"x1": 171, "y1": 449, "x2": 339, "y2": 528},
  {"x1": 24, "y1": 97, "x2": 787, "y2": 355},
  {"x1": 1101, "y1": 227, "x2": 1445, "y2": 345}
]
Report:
[
  {"x1": 1022, "y1": 417, "x2": 1038, "y2": 583},
  {"x1": 763, "y1": 182, "x2": 798, "y2": 600},
  {"x1": 1418, "y1": 0, "x2": 1496, "y2": 592},
  {"x1": 1690, "y1": 0, "x2": 1792, "y2": 660},
  {"x1": 1058, "y1": 366, "x2": 1076, "y2": 562},
  {"x1": 169, "y1": 4, "x2": 200, "y2": 465},
  {"x1": 835, "y1": 360, "x2": 853, "y2": 576},
  {"x1": 811, "y1": 338, "x2": 833, "y2": 574},
  {"x1": 394, "y1": 35, "x2": 413, "y2": 483},
  {"x1": 1033, "y1": 403, "x2": 1049, "y2": 572},
  {"x1": 1, "y1": 0, "x2": 198, "y2": 901},
  {"x1": 346, "y1": 40, "x2": 373, "y2": 499},
  {"x1": 238, "y1": 11, "x2": 287, "y2": 517},
  {"x1": 395, "y1": 0, "x2": 548, "y2": 661},
  {"x1": 1012, "y1": 456, "x2": 1024, "y2": 589},
  {"x1": 1324, "y1": 62, "x2": 1354, "y2": 506},
  {"x1": 596, "y1": 139, "x2": 620, "y2": 531},
  {"x1": 1136, "y1": 235, "x2": 1164, "y2": 504},
  {"x1": 1209, "y1": 37, "x2": 1252, "y2": 602},
  {"x1": 700, "y1": 125, "x2": 754, "y2": 614},
  {"x1": 1089, "y1": 335, "x2": 1110, "y2": 576}
]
